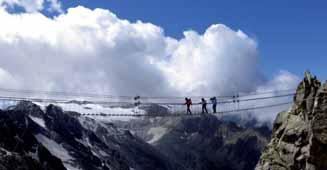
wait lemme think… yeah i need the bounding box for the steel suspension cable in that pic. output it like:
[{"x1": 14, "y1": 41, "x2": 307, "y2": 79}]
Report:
[{"x1": 0, "y1": 87, "x2": 297, "y2": 100}]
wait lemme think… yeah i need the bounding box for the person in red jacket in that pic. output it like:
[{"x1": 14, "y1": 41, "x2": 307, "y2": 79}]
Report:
[{"x1": 185, "y1": 98, "x2": 192, "y2": 115}]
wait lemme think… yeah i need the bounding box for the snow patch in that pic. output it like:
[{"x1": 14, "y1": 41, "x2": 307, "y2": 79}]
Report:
[
  {"x1": 147, "y1": 127, "x2": 167, "y2": 143},
  {"x1": 29, "y1": 115, "x2": 46, "y2": 129},
  {"x1": 65, "y1": 164, "x2": 83, "y2": 170},
  {"x1": 0, "y1": 147, "x2": 13, "y2": 156},
  {"x1": 0, "y1": 100, "x2": 17, "y2": 110},
  {"x1": 35, "y1": 102, "x2": 146, "y2": 122},
  {"x1": 35, "y1": 134, "x2": 72, "y2": 160},
  {"x1": 35, "y1": 134, "x2": 78, "y2": 170}
]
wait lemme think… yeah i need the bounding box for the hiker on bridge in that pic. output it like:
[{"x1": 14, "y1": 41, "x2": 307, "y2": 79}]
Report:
[
  {"x1": 184, "y1": 98, "x2": 192, "y2": 115},
  {"x1": 210, "y1": 97, "x2": 217, "y2": 113},
  {"x1": 201, "y1": 98, "x2": 208, "y2": 114}
]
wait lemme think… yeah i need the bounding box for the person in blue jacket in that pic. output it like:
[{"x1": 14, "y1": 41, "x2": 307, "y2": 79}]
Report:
[{"x1": 210, "y1": 97, "x2": 217, "y2": 113}]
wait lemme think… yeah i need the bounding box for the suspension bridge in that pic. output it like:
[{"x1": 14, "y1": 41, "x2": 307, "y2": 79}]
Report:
[{"x1": 0, "y1": 87, "x2": 297, "y2": 117}]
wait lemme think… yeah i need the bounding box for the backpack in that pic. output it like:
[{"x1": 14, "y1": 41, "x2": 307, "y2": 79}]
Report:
[{"x1": 187, "y1": 99, "x2": 192, "y2": 105}]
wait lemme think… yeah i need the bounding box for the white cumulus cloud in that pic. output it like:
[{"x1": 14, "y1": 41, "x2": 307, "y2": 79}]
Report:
[
  {"x1": 159, "y1": 24, "x2": 263, "y2": 96},
  {"x1": 0, "y1": 5, "x2": 300, "y2": 121},
  {"x1": 252, "y1": 70, "x2": 301, "y2": 123},
  {"x1": 0, "y1": 6, "x2": 173, "y2": 96},
  {"x1": 0, "y1": 67, "x2": 18, "y2": 88},
  {"x1": 0, "y1": 0, "x2": 62, "y2": 13}
]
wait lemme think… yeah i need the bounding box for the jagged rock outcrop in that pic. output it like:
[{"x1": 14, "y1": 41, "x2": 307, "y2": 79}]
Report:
[
  {"x1": 256, "y1": 72, "x2": 327, "y2": 170},
  {"x1": 0, "y1": 101, "x2": 184, "y2": 170},
  {"x1": 0, "y1": 102, "x2": 67, "y2": 170}
]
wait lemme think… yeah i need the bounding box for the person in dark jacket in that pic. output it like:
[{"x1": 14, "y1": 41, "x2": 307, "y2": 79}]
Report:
[
  {"x1": 201, "y1": 98, "x2": 208, "y2": 114},
  {"x1": 210, "y1": 97, "x2": 217, "y2": 113},
  {"x1": 185, "y1": 98, "x2": 192, "y2": 115}
]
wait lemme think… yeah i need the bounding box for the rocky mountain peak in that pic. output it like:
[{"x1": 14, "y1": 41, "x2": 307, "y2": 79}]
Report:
[
  {"x1": 256, "y1": 72, "x2": 327, "y2": 170},
  {"x1": 0, "y1": 101, "x2": 186, "y2": 170}
]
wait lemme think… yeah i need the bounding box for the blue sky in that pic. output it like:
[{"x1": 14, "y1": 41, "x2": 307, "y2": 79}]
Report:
[{"x1": 61, "y1": 0, "x2": 327, "y2": 80}]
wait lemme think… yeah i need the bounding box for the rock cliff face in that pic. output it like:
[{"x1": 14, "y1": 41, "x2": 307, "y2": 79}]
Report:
[
  {"x1": 0, "y1": 103, "x2": 67, "y2": 170},
  {"x1": 117, "y1": 114, "x2": 270, "y2": 170},
  {"x1": 154, "y1": 115, "x2": 270, "y2": 170},
  {"x1": 256, "y1": 72, "x2": 327, "y2": 170},
  {"x1": 0, "y1": 101, "x2": 183, "y2": 170}
]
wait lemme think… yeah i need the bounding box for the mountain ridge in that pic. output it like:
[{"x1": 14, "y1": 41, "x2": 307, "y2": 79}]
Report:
[
  {"x1": 256, "y1": 72, "x2": 327, "y2": 170},
  {"x1": 0, "y1": 101, "x2": 183, "y2": 170}
]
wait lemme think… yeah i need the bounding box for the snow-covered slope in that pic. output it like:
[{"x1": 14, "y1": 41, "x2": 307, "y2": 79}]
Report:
[{"x1": 34, "y1": 101, "x2": 146, "y2": 121}]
